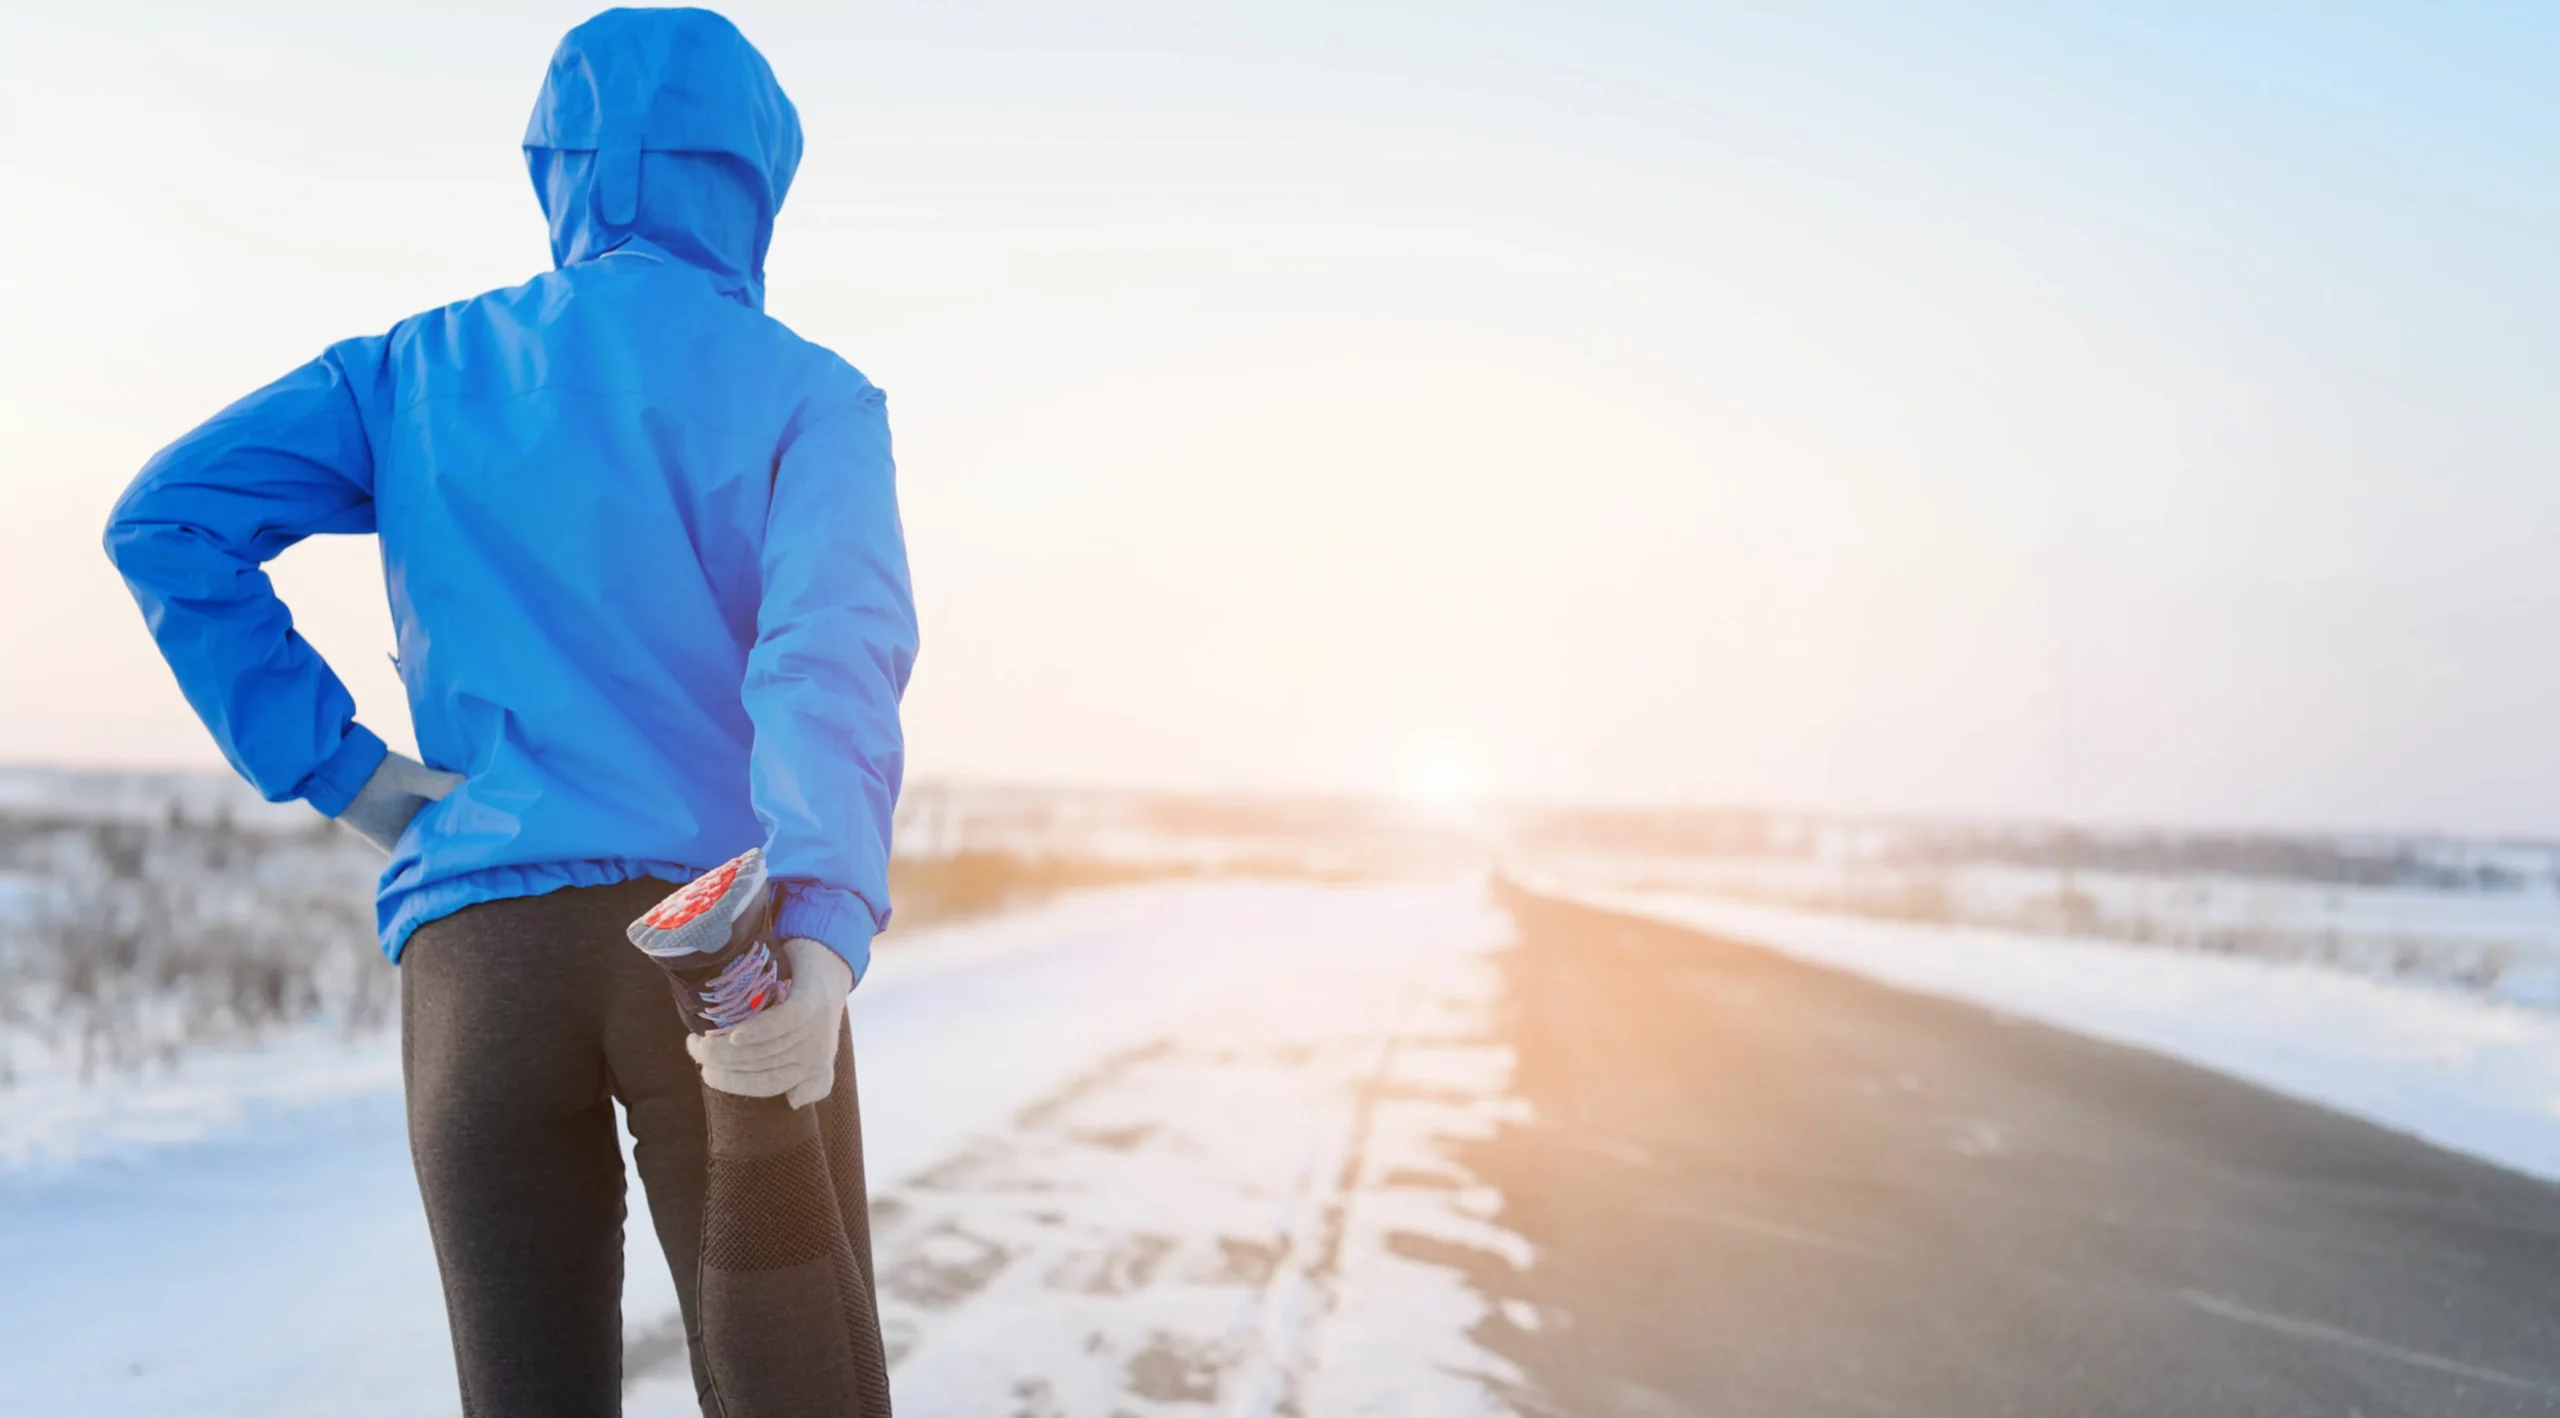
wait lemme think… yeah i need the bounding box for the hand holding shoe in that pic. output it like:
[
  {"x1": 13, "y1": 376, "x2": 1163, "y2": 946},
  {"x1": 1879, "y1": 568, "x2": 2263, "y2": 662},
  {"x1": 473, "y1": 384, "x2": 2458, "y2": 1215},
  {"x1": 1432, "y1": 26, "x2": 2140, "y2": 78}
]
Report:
[{"x1": 688, "y1": 936, "x2": 854, "y2": 1109}]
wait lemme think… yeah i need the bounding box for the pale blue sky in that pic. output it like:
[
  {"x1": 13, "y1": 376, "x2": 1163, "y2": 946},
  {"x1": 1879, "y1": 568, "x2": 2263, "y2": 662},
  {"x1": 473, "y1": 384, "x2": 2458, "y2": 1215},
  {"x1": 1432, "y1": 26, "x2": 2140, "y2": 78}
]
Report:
[{"x1": 3, "y1": 2, "x2": 2553, "y2": 832}]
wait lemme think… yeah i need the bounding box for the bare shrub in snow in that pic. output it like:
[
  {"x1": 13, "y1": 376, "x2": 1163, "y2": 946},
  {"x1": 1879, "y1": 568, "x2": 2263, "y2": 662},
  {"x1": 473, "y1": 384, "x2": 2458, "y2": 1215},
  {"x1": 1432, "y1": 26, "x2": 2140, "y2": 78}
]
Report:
[{"x1": 0, "y1": 808, "x2": 384, "y2": 1086}]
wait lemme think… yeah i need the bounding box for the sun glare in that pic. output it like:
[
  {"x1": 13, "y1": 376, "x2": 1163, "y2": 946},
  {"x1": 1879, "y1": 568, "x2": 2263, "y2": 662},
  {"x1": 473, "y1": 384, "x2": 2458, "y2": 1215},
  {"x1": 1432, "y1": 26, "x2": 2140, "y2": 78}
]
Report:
[{"x1": 1394, "y1": 735, "x2": 1486, "y2": 812}]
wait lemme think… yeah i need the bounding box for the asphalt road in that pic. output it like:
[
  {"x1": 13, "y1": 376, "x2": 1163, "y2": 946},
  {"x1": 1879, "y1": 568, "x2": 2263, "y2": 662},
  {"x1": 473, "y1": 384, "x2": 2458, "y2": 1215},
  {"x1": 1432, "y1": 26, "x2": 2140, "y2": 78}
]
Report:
[{"x1": 1462, "y1": 885, "x2": 2560, "y2": 1418}]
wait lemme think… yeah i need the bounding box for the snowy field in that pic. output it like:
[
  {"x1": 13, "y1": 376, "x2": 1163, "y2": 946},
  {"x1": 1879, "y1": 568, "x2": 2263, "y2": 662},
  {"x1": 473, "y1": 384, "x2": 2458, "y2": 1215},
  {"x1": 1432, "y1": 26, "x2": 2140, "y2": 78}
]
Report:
[
  {"x1": 1532, "y1": 877, "x2": 2560, "y2": 1186},
  {"x1": 0, "y1": 879, "x2": 1530, "y2": 1418},
  {"x1": 17, "y1": 765, "x2": 2560, "y2": 1413},
  {"x1": 0, "y1": 767, "x2": 1459, "y2": 1104},
  {"x1": 1537, "y1": 845, "x2": 2560, "y2": 1007}
]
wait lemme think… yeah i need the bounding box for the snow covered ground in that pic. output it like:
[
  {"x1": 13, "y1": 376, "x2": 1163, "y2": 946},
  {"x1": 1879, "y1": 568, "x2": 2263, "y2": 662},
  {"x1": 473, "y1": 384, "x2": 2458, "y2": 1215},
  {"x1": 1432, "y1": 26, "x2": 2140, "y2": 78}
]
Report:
[
  {"x1": 1540, "y1": 847, "x2": 2560, "y2": 1006},
  {"x1": 30, "y1": 778, "x2": 2560, "y2": 1402},
  {"x1": 1533, "y1": 878, "x2": 2560, "y2": 1186},
  {"x1": 0, "y1": 879, "x2": 1529, "y2": 1418},
  {"x1": 0, "y1": 1020, "x2": 403, "y2": 1173}
]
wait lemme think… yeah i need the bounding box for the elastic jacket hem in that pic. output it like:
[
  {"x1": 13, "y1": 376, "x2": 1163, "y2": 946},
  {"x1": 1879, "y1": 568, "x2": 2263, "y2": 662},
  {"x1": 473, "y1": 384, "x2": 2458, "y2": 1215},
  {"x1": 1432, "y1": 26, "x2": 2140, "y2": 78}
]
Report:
[{"x1": 383, "y1": 857, "x2": 701, "y2": 964}]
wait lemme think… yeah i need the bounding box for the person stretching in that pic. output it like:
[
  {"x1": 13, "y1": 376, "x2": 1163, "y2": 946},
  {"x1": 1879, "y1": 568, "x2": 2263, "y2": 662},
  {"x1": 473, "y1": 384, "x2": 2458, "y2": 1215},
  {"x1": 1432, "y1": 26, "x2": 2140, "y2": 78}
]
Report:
[{"x1": 102, "y1": 9, "x2": 913, "y2": 1414}]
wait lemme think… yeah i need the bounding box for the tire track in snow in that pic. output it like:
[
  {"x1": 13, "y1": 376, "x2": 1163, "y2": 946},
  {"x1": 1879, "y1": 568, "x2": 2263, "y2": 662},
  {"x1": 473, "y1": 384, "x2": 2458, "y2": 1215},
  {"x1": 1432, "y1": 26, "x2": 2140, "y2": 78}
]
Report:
[{"x1": 861, "y1": 887, "x2": 1528, "y2": 1416}]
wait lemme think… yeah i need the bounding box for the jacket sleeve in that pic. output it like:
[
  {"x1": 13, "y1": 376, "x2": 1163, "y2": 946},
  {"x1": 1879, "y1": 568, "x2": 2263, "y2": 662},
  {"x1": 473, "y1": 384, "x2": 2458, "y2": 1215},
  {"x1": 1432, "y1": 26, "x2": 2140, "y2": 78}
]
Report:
[
  {"x1": 101, "y1": 338, "x2": 393, "y2": 817},
  {"x1": 746, "y1": 385, "x2": 918, "y2": 982}
]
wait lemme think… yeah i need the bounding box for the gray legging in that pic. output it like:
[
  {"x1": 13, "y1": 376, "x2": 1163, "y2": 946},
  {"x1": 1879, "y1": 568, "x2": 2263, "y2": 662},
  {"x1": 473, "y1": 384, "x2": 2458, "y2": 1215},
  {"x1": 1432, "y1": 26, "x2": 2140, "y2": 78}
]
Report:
[{"x1": 402, "y1": 880, "x2": 891, "y2": 1417}]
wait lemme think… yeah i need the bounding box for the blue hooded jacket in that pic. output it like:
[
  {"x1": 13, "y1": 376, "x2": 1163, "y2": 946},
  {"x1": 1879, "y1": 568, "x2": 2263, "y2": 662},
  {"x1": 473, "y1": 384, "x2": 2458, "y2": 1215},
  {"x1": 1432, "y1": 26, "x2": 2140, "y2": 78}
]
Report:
[{"x1": 103, "y1": 8, "x2": 915, "y2": 977}]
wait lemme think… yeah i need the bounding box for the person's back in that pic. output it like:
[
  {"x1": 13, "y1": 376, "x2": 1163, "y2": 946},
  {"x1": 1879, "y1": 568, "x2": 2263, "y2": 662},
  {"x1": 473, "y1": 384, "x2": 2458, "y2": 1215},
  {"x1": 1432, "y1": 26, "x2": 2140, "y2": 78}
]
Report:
[
  {"x1": 374, "y1": 194, "x2": 904, "y2": 967},
  {"x1": 102, "y1": 11, "x2": 909, "y2": 1413},
  {"x1": 383, "y1": 248, "x2": 837, "y2": 881},
  {"x1": 106, "y1": 6, "x2": 913, "y2": 976}
]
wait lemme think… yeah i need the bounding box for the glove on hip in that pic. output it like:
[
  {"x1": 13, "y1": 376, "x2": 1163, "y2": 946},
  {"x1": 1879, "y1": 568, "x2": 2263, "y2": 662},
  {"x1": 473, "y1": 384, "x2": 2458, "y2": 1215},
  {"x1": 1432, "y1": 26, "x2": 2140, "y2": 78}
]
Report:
[{"x1": 335, "y1": 751, "x2": 463, "y2": 855}]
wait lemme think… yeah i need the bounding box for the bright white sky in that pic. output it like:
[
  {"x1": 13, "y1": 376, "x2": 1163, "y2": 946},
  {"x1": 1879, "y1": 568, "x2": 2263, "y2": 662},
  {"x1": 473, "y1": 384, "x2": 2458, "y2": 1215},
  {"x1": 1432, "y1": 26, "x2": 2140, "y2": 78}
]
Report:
[{"x1": 2, "y1": 2, "x2": 2554, "y2": 834}]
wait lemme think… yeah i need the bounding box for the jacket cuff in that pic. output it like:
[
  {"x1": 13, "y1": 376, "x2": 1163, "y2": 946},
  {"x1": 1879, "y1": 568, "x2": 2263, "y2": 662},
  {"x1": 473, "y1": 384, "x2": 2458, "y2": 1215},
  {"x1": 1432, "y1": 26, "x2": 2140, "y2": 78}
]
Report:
[
  {"x1": 774, "y1": 885, "x2": 879, "y2": 986},
  {"x1": 297, "y1": 724, "x2": 389, "y2": 819}
]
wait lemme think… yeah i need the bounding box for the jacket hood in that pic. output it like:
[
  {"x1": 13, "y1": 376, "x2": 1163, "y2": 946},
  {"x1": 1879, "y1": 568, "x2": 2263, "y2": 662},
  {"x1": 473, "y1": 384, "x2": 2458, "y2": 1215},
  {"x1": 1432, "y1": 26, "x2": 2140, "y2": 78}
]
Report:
[{"x1": 524, "y1": 8, "x2": 803, "y2": 308}]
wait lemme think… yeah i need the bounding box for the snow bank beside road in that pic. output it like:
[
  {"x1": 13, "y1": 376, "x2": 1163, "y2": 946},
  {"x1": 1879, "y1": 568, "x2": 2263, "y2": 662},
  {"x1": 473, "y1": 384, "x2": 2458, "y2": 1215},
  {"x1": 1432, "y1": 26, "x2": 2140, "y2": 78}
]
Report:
[
  {"x1": 1539, "y1": 882, "x2": 2560, "y2": 1185},
  {"x1": 0, "y1": 1024, "x2": 401, "y2": 1173}
]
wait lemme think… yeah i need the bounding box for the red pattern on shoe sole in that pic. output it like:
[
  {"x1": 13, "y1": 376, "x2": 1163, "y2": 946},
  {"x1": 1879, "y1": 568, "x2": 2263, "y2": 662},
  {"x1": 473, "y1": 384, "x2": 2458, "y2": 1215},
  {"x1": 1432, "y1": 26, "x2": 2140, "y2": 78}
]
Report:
[{"x1": 643, "y1": 855, "x2": 746, "y2": 929}]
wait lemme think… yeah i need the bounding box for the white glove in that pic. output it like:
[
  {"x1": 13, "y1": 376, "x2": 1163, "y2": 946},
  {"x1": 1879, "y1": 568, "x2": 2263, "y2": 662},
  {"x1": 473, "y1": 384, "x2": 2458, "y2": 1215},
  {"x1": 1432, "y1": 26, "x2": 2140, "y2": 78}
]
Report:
[
  {"x1": 689, "y1": 936, "x2": 854, "y2": 1109},
  {"x1": 334, "y1": 750, "x2": 464, "y2": 855}
]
